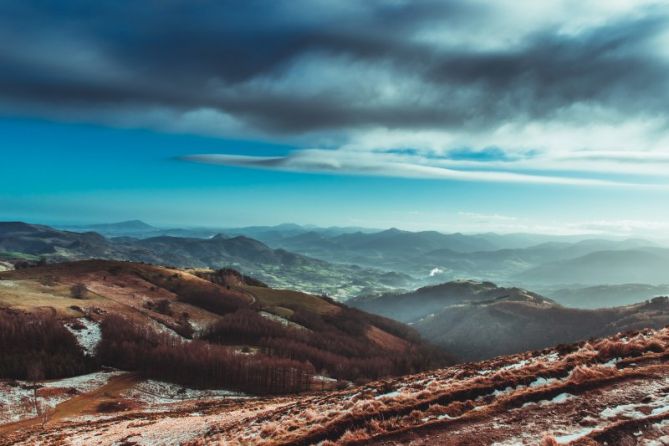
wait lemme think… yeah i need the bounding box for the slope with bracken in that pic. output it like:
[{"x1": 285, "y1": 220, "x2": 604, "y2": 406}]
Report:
[
  {"x1": 3, "y1": 326, "x2": 668, "y2": 445},
  {"x1": 0, "y1": 260, "x2": 441, "y2": 391}
]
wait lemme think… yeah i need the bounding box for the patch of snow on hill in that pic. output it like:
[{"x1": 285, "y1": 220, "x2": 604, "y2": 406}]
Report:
[
  {"x1": 0, "y1": 371, "x2": 120, "y2": 424},
  {"x1": 123, "y1": 379, "x2": 247, "y2": 406},
  {"x1": 259, "y1": 311, "x2": 306, "y2": 330},
  {"x1": 65, "y1": 318, "x2": 101, "y2": 356}
]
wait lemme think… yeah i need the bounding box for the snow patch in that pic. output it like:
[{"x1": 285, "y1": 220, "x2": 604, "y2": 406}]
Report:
[
  {"x1": 65, "y1": 318, "x2": 101, "y2": 356},
  {"x1": 529, "y1": 377, "x2": 558, "y2": 388},
  {"x1": 123, "y1": 379, "x2": 246, "y2": 406},
  {"x1": 555, "y1": 427, "x2": 595, "y2": 443},
  {"x1": 259, "y1": 311, "x2": 306, "y2": 330},
  {"x1": 500, "y1": 359, "x2": 531, "y2": 371},
  {"x1": 0, "y1": 371, "x2": 120, "y2": 424},
  {"x1": 375, "y1": 390, "x2": 401, "y2": 399},
  {"x1": 551, "y1": 393, "x2": 574, "y2": 404},
  {"x1": 602, "y1": 357, "x2": 621, "y2": 367}
]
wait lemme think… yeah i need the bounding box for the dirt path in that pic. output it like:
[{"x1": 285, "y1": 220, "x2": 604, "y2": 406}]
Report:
[{"x1": 0, "y1": 373, "x2": 140, "y2": 440}]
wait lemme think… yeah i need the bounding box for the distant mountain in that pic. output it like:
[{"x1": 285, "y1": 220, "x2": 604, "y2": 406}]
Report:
[
  {"x1": 85, "y1": 219, "x2": 156, "y2": 232},
  {"x1": 544, "y1": 283, "x2": 669, "y2": 309},
  {"x1": 60, "y1": 220, "x2": 157, "y2": 235},
  {"x1": 515, "y1": 249, "x2": 669, "y2": 285},
  {"x1": 59, "y1": 220, "x2": 222, "y2": 239},
  {"x1": 0, "y1": 221, "x2": 122, "y2": 258},
  {"x1": 0, "y1": 222, "x2": 410, "y2": 299},
  {"x1": 272, "y1": 228, "x2": 499, "y2": 268}
]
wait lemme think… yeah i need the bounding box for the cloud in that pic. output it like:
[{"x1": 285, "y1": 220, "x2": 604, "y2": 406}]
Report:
[
  {"x1": 2, "y1": 0, "x2": 669, "y2": 185},
  {"x1": 181, "y1": 151, "x2": 658, "y2": 187}
]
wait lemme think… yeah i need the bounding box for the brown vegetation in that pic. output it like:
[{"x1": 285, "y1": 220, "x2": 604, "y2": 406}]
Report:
[
  {"x1": 97, "y1": 314, "x2": 313, "y2": 394},
  {"x1": 0, "y1": 309, "x2": 93, "y2": 379}
]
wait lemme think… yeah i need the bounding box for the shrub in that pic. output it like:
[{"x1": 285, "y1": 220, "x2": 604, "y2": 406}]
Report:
[{"x1": 70, "y1": 283, "x2": 89, "y2": 299}]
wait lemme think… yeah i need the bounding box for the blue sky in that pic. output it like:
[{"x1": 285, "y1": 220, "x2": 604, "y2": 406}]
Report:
[
  {"x1": 2, "y1": 116, "x2": 668, "y2": 235},
  {"x1": 2, "y1": 1, "x2": 669, "y2": 236}
]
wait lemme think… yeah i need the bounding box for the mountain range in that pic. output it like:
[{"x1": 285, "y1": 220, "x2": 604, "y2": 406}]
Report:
[
  {"x1": 5, "y1": 220, "x2": 669, "y2": 306},
  {"x1": 0, "y1": 222, "x2": 409, "y2": 299}
]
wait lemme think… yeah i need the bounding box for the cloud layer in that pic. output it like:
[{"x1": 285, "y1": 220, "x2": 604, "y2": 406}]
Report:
[{"x1": 2, "y1": 0, "x2": 669, "y2": 184}]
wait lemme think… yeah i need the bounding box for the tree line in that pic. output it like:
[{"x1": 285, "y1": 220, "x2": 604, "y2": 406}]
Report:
[{"x1": 0, "y1": 309, "x2": 94, "y2": 379}]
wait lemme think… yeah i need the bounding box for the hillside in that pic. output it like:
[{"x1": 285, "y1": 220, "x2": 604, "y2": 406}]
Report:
[
  {"x1": 350, "y1": 280, "x2": 554, "y2": 323},
  {"x1": 418, "y1": 297, "x2": 669, "y2": 361},
  {"x1": 2, "y1": 326, "x2": 668, "y2": 445},
  {"x1": 0, "y1": 260, "x2": 441, "y2": 390},
  {"x1": 351, "y1": 280, "x2": 669, "y2": 361}
]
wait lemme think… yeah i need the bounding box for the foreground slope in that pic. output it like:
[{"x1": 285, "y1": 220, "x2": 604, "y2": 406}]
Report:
[{"x1": 3, "y1": 327, "x2": 668, "y2": 445}]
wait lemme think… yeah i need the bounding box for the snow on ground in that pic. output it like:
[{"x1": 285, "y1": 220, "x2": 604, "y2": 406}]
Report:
[
  {"x1": 0, "y1": 279, "x2": 17, "y2": 287},
  {"x1": 500, "y1": 359, "x2": 531, "y2": 371},
  {"x1": 122, "y1": 380, "x2": 246, "y2": 406},
  {"x1": 529, "y1": 377, "x2": 558, "y2": 388},
  {"x1": 65, "y1": 412, "x2": 219, "y2": 446},
  {"x1": 0, "y1": 382, "x2": 34, "y2": 423},
  {"x1": 313, "y1": 375, "x2": 337, "y2": 383},
  {"x1": 149, "y1": 319, "x2": 190, "y2": 341},
  {"x1": 554, "y1": 427, "x2": 596, "y2": 444},
  {"x1": 602, "y1": 357, "x2": 621, "y2": 367},
  {"x1": 65, "y1": 318, "x2": 101, "y2": 356},
  {"x1": 41, "y1": 371, "x2": 121, "y2": 390},
  {"x1": 375, "y1": 390, "x2": 402, "y2": 399},
  {"x1": 0, "y1": 371, "x2": 120, "y2": 424},
  {"x1": 600, "y1": 391, "x2": 669, "y2": 420},
  {"x1": 259, "y1": 311, "x2": 306, "y2": 330}
]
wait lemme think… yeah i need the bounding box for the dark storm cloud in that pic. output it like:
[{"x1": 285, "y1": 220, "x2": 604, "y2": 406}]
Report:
[{"x1": 0, "y1": 0, "x2": 668, "y2": 136}]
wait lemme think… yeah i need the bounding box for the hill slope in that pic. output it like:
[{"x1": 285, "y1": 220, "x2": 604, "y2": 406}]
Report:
[
  {"x1": 0, "y1": 260, "x2": 441, "y2": 388},
  {"x1": 351, "y1": 280, "x2": 669, "y2": 361},
  {"x1": 350, "y1": 279, "x2": 554, "y2": 323}
]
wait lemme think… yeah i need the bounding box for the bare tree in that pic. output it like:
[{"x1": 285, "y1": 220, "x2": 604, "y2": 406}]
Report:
[{"x1": 26, "y1": 362, "x2": 49, "y2": 427}]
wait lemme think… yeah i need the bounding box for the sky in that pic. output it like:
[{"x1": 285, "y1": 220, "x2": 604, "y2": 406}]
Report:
[{"x1": 2, "y1": 0, "x2": 669, "y2": 236}]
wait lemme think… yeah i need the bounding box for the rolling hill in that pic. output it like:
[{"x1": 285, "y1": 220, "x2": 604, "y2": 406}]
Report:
[
  {"x1": 349, "y1": 280, "x2": 554, "y2": 323},
  {"x1": 0, "y1": 260, "x2": 442, "y2": 389},
  {"x1": 351, "y1": 280, "x2": 669, "y2": 361}
]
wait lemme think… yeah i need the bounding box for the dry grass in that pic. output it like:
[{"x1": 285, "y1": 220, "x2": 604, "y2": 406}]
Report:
[{"x1": 246, "y1": 285, "x2": 340, "y2": 315}]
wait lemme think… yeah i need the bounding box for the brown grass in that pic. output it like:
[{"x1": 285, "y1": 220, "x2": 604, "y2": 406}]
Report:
[{"x1": 247, "y1": 285, "x2": 340, "y2": 315}]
